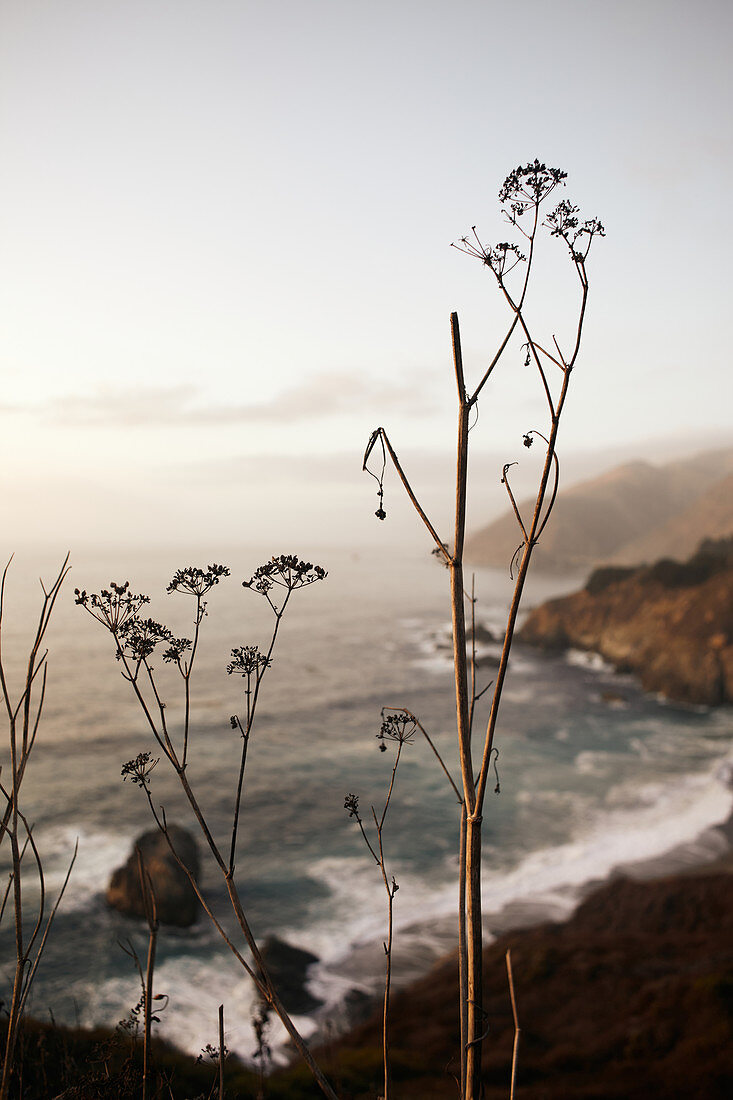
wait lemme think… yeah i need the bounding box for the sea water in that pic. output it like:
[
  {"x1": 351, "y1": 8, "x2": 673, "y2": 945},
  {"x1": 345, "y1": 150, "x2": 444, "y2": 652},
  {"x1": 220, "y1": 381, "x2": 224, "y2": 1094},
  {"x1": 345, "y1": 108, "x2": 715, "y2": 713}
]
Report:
[{"x1": 1, "y1": 544, "x2": 731, "y2": 1062}]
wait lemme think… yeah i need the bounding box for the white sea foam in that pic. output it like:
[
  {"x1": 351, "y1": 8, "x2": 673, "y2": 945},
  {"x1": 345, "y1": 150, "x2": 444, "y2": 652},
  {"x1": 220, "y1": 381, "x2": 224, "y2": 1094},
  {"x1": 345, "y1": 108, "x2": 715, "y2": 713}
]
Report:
[
  {"x1": 299, "y1": 746, "x2": 733, "y2": 1033},
  {"x1": 33, "y1": 743, "x2": 733, "y2": 1065},
  {"x1": 24, "y1": 824, "x2": 134, "y2": 910},
  {"x1": 82, "y1": 953, "x2": 287, "y2": 1063},
  {"x1": 565, "y1": 648, "x2": 616, "y2": 673}
]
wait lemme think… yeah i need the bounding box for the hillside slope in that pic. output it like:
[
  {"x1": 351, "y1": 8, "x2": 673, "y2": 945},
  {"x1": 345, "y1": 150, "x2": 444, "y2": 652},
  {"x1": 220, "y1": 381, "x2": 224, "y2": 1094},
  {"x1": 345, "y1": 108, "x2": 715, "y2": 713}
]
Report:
[
  {"x1": 465, "y1": 447, "x2": 733, "y2": 575},
  {"x1": 610, "y1": 471, "x2": 733, "y2": 565},
  {"x1": 317, "y1": 869, "x2": 733, "y2": 1099}
]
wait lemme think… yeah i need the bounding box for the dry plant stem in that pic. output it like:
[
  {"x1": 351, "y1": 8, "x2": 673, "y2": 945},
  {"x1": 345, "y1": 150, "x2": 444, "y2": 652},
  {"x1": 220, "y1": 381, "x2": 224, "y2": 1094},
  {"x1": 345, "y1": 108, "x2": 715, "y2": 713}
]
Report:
[
  {"x1": 228, "y1": 593, "x2": 289, "y2": 874},
  {"x1": 449, "y1": 313, "x2": 485, "y2": 1098},
  {"x1": 381, "y1": 708, "x2": 462, "y2": 804},
  {"x1": 506, "y1": 949, "x2": 520, "y2": 1100},
  {"x1": 350, "y1": 738, "x2": 405, "y2": 1100},
  {"x1": 143, "y1": 925, "x2": 157, "y2": 1100},
  {"x1": 141, "y1": 789, "x2": 340, "y2": 1100},
  {"x1": 376, "y1": 741, "x2": 404, "y2": 1100},
  {"x1": 218, "y1": 1003, "x2": 225, "y2": 1100},
  {"x1": 0, "y1": 557, "x2": 72, "y2": 1100},
  {"x1": 374, "y1": 431, "x2": 450, "y2": 563},
  {"x1": 364, "y1": 163, "x2": 602, "y2": 1100},
  {"x1": 377, "y1": 820, "x2": 394, "y2": 1100},
  {"x1": 475, "y1": 366, "x2": 572, "y2": 810},
  {"x1": 104, "y1": 587, "x2": 340, "y2": 1100},
  {"x1": 458, "y1": 802, "x2": 468, "y2": 1095},
  {"x1": 136, "y1": 850, "x2": 159, "y2": 1100}
]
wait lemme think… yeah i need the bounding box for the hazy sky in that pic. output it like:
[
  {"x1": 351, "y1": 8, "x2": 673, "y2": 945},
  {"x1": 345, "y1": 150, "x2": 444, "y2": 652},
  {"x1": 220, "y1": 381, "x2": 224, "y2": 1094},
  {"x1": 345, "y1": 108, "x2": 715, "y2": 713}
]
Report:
[{"x1": 1, "y1": 0, "x2": 731, "y2": 552}]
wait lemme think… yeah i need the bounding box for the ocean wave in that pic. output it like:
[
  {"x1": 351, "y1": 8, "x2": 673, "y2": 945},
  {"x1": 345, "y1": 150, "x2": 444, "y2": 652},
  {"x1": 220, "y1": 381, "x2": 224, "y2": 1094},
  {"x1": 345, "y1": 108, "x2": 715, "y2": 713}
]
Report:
[{"x1": 565, "y1": 648, "x2": 616, "y2": 673}]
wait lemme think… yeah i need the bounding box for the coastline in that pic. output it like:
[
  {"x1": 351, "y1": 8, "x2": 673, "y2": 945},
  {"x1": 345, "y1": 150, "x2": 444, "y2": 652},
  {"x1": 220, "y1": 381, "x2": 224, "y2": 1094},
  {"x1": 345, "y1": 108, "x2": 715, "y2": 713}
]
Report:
[
  {"x1": 310, "y1": 808, "x2": 733, "y2": 1099},
  {"x1": 8, "y1": 793, "x2": 733, "y2": 1098},
  {"x1": 304, "y1": 751, "x2": 733, "y2": 1043}
]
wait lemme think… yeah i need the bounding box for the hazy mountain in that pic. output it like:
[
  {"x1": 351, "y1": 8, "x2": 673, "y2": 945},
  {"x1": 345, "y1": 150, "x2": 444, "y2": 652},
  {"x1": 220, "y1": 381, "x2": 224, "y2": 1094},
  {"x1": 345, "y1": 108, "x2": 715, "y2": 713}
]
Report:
[
  {"x1": 609, "y1": 472, "x2": 733, "y2": 565},
  {"x1": 464, "y1": 447, "x2": 733, "y2": 575}
]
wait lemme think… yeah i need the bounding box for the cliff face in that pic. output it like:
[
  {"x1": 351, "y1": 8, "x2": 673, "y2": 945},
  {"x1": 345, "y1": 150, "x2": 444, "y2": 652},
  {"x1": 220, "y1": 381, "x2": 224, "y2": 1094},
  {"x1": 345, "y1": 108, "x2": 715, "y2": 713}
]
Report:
[{"x1": 519, "y1": 540, "x2": 733, "y2": 705}]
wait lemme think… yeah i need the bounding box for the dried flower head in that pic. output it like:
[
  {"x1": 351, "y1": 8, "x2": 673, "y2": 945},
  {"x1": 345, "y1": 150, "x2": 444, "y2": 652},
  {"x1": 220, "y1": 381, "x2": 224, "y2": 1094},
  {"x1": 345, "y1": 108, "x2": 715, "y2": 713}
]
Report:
[
  {"x1": 117, "y1": 617, "x2": 172, "y2": 662},
  {"x1": 499, "y1": 160, "x2": 567, "y2": 205},
  {"x1": 545, "y1": 200, "x2": 605, "y2": 261},
  {"x1": 75, "y1": 581, "x2": 150, "y2": 633},
  {"x1": 162, "y1": 635, "x2": 192, "y2": 664},
  {"x1": 344, "y1": 792, "x2": 360, "y2": 818},
  {"x1": 242, "y1": 556, "x2": 327, "y2": 609},
  {"x1": 167, "y1": 564, "x2": 230, "y2": 597},
  {"x1": 227, "y1": 645, "x2": 272, "y2": 676},
  {"x1": 121, "y1": 752, "x2": 159, "y2": 788},
  {"x1": 377, "y1": 710, "x2": 417, "y2": 746},
  {"x1": 197, "y1": 1041, "x2": 229, "y2": 1066},
  {"x1": 452, "y1": 229, "x2": 526, "y2": 281}
]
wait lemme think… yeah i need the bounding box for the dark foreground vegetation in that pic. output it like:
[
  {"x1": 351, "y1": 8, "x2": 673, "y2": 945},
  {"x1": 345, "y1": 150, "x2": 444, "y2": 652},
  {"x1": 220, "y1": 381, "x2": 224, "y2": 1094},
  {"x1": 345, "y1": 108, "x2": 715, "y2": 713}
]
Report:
[{"x1": 5, "y1": 865, "x2": 733, "y2": 1099}]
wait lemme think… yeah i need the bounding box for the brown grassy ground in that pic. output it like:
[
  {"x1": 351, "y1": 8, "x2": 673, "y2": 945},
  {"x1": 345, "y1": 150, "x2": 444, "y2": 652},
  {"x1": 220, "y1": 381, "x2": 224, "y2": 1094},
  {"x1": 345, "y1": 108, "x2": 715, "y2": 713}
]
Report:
[{"x1": 4, "y1": 868, "x2": 733, "y2": 1097}]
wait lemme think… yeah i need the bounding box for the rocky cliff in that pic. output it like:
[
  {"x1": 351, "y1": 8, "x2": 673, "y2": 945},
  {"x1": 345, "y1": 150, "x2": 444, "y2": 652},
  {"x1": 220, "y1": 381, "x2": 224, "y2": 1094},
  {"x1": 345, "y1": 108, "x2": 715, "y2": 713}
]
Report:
[{"x1": 519, "y1": 538, "x2": 733, "y2": 705}]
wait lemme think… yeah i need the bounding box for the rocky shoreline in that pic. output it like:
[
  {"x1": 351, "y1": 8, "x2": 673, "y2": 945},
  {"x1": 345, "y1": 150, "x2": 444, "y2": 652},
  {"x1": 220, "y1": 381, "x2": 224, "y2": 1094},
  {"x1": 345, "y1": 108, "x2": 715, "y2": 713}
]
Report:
[
  {"x1": 519, "y1": 538, "x2": 733, "y2": 706},
  {"x1": 9, "y1": 825, "x2": 733, "y2": 1098}
]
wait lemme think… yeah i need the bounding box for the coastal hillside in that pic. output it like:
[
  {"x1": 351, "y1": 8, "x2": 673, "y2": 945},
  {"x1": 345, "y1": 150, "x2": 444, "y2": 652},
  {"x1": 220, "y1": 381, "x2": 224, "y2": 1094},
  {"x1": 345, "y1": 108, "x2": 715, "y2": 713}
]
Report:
[
  {"x1": 9, "y1": 866, "x2": 733, "y2": 1098},
  {"x1": 310, "y1": 867, "x2": 733, "y2": 1099},
  {"x1": 519, "y1": 538, "x2": 733, "y2": 705},
  {"x1": 465, "y1": 447, "x2": 733, "y2": 575}
]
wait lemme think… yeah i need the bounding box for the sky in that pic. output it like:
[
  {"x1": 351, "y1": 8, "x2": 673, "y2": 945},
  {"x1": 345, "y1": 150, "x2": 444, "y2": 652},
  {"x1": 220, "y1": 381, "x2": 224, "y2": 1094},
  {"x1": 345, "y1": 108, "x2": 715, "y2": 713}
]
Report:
[{"x1": 1, "y1": 0, "x2": 731, "y2": 554}]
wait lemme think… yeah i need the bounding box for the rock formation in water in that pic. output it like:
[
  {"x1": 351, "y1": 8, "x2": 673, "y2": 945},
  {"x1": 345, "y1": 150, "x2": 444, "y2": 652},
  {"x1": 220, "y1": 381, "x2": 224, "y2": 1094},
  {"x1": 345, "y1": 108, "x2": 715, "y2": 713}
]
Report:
[
  {"x1": 106, "y1": 824, "x2": 200, "y2": 927},
  {"x1": 259, "y1": 936, "x2": 323, "y2": 1015}
]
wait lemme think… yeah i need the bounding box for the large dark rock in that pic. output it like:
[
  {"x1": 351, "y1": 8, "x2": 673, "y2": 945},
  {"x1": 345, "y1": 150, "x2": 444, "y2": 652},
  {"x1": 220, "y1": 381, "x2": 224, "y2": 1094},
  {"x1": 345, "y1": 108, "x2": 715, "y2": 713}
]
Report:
[
  {"x1": 107, "y1": 825, "x2": 200, "y2": 928},
  {"x1": 259, "y1": 936, "x2": 322, "y2": 1015}
]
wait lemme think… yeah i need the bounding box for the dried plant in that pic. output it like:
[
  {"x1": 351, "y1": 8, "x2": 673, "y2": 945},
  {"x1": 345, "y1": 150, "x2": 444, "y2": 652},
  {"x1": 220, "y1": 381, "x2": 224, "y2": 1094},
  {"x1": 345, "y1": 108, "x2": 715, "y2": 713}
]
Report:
[
  {"x1": 344, "y1": 708, "x2": 418, "y2": 1100},
  {"x1": 76, "y1": 556, "x2": 339, "y2": 1100},
  {"x1": 364, "y1": 159, "x2": 603, "y2": 1099},
  {"x1": 0, "y1": 556, "x2": 77, "y2": 1100}
]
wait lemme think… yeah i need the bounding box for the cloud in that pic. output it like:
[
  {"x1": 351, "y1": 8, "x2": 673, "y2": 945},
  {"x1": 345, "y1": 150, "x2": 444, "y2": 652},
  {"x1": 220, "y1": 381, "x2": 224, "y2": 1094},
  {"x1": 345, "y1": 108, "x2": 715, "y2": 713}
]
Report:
[{"x1": 43, "y1": 372, "x2": 437, "y2": 428}]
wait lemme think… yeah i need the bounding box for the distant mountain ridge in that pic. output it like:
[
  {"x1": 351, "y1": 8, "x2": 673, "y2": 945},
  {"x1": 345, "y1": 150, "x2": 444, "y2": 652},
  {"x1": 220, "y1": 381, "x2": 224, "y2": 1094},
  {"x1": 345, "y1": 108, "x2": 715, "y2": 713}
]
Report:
[{"x1": 465, "y1": 446, "x2": 733, "y2": 575}]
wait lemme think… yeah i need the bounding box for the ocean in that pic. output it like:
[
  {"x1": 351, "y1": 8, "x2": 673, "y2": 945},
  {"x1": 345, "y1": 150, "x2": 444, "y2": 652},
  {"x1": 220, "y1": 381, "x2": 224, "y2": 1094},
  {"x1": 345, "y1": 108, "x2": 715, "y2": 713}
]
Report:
[{"x1": 1, "y1": 544, "x2": 731, "y2": 1064}]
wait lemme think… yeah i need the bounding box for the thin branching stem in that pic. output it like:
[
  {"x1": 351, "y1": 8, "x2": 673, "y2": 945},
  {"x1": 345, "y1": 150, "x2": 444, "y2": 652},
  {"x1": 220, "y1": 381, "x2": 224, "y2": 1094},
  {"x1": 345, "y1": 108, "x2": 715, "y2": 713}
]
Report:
[
  {"x1": 366, "y1": 162, "x2": 601, "y2": 1100},
  {"x1": 506, "y1": 949, "x2": 520, "y2": 1100}
]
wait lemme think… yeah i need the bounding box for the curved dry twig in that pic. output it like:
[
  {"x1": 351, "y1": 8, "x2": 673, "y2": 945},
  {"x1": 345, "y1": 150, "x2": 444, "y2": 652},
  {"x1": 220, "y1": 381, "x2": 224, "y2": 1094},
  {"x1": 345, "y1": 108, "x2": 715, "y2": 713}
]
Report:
[
  {"x1": 364, "y1": 427, "x2": 450, "y2": 562},
  {"x1": 501, "y1": 463, "x2": 528, "y2": 543}
]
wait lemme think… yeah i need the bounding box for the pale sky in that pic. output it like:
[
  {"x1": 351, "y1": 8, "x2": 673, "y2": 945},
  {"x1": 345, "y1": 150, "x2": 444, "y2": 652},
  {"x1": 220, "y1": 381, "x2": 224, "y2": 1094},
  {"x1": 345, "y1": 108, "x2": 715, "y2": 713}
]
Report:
[{"x1": 1, "y1": 0, "x2": 731, "y2": 552}]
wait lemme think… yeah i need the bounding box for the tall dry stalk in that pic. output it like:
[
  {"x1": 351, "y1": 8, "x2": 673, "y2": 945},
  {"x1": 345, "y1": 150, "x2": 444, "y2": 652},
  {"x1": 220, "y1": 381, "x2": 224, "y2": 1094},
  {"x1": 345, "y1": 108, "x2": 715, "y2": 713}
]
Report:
[
  {"x1": 364, "y1": 160, "x2": 603, "y2": 1098},
  {"x1": 0, "y1": 556, "x2": 77, "y2": 1100}
]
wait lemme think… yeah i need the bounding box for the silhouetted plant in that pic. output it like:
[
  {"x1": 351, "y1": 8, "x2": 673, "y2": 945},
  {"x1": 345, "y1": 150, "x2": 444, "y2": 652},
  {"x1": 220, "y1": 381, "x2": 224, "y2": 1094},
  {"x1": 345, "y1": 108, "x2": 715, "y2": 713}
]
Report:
[
  {"x1": 77, "y1": 557, "x2": 339, "y2": 1100},
  {"x1": 344, "y1": 707, "x2": 418, "y2": 1100},
  {"x1": 364, "y1": 159, "x2": 603, "y2": 1099},
  {"x1": 0, "y1": 557, "x2": 77, "y2": 1100}
]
